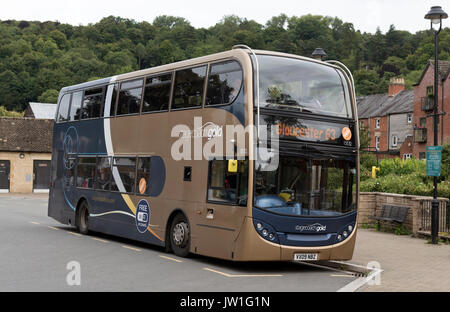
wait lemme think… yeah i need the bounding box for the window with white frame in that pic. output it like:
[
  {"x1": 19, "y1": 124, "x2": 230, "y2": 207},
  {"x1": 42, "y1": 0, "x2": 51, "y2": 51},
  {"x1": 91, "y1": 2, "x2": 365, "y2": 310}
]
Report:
[
  {"x1": 376, "y1": 118, "x2": 380, "y2": 129},
  {"x1": 403, "y1": 153, "x2": 412, "y2": 161},
  {"x1": 375, "y1": 136, "x2": 380, "y2": 150},
  {"x1": 392, "y1": 136, "x2": 398, "y2": 147},
  {"x1": 407, "y1": 114, "x2": 412, "y2": 124}
]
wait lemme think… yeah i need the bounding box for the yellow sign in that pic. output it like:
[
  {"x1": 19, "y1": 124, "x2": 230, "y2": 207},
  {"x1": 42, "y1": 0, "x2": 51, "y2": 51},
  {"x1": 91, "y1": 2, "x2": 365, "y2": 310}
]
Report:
[{"x1": 228, "y1": 160, "x2": 238, "y2": 173}]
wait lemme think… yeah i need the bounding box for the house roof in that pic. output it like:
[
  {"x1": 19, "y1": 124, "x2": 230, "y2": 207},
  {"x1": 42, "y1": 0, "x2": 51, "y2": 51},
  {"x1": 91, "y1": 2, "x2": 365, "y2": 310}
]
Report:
[
  {"x1": 0, "y1": 117, "x2": 53, "y2": 153},
  {"x1": 25, "y1": 102, "x2": 57, "y2": 119},
  {"x1": 357, "y1": 89, "x2": 413, "y2": 119},
  {"x1": 414, "y1": 60, "x2": 450, "y2": 86}
]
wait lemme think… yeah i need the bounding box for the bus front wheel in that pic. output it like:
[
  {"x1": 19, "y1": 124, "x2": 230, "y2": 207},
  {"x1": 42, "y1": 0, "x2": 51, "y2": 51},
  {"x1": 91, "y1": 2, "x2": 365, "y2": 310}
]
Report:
[
  {"x1": 170, "y1": 214, "x2": 190, "y2": 257},
  {"x1": 77, "y1": 200, "x2": 90, "y2": 235}
]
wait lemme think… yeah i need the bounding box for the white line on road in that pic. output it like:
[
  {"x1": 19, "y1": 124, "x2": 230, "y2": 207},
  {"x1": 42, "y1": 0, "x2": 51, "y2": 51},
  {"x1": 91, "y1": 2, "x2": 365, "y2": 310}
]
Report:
[
  {"x1": 203, "y1": 267, "x2": 283, "y2": 278},
  {"x1": 159, "y1": 255, "x2": 183, "y2": 263},
  {"x1": 29, "y1": 221, "x2": 40, "y2": 225},
  {"x1": 91, "y1": 237, "x2": 109, "y2": 243},
  {"x1": 121, "y1": 245, "x2": 141, "y2": 252}
]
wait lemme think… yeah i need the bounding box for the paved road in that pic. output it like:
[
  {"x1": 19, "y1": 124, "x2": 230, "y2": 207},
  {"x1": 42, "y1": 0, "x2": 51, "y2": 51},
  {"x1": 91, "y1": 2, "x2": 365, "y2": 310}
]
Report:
[{"x1": 0, "y1": 195, "x2": 358, "y2": 292}]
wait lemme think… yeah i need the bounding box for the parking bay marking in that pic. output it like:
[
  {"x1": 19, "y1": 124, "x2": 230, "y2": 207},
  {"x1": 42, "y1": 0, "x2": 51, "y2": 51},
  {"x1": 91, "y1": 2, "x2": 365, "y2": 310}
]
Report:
[
  {"x1": 121, "y1": 245, "x2": 141, "y2": 252},
  {"x1": 159, "y1": 255, "x2": 183, "y2": 263},
  {"x1": 203, "y1": 267, "x2": 283, "y2": 278}
]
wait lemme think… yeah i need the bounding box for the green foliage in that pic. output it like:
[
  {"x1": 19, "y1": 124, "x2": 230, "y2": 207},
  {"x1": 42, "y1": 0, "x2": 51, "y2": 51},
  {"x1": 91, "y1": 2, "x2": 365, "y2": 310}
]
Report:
[
  {"x1": 0, "y1": 106, "x2": 24, "y2": 117},
  {"x1": 37, "y1": 89, "x2": 58, "y2": 103},
  {"x1": 360, "y1": 151, "x2": 450, "y2": 198},
  {"x1": 0, "y1": 15, "x2": 449, "y2": 113}
]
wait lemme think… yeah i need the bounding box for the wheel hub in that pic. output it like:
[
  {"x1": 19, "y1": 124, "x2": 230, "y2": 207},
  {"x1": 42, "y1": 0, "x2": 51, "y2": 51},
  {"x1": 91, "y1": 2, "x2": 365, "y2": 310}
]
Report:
[{"x1": 173, "y1": 222, "x2": 189, "y2": 246}]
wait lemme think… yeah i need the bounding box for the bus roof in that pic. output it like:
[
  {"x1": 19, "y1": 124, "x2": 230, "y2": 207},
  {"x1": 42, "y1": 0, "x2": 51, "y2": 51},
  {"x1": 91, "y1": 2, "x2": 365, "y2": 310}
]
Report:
[{"x1": 60, "y1": 48, "x2": 342, "y2": 93}]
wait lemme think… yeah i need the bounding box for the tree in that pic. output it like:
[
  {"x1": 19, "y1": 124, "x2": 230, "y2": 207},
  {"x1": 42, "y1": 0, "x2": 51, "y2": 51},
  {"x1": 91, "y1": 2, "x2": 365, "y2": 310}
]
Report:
[{"x1": 37, "y1": 89, "x2": 59, "y2": 103}]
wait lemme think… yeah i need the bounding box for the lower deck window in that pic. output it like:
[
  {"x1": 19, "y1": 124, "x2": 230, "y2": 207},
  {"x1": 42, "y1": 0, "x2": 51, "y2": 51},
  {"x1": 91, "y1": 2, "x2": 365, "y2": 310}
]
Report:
[
  {"x1": 113, "y1": 157, "x2": 137, "y2": 193},
  {"x1": 76, "y1": 157, "x2": 96, "y2": 189},
  {"x1": 207, "y1": 159, "x2": 248, "y2": 205}
]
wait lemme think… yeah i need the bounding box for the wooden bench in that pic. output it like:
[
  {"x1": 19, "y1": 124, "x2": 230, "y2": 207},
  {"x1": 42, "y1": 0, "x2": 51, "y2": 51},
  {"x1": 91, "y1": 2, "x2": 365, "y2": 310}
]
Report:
[{"x1": 368, "y1": 204, "x2": 410, "y2": 230}]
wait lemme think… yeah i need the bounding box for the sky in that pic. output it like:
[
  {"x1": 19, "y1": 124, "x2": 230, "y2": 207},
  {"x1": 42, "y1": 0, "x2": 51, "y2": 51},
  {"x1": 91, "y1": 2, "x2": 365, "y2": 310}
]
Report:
[{"x1": 0, "y1": 0, "x2": 448, "y2": 34}]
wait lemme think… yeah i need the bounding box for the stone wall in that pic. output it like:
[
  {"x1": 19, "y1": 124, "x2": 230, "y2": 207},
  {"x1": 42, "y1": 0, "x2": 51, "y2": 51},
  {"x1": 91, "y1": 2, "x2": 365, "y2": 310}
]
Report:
[{"x1": 358, "y1": 192, "x2": 449, "y2": 234}]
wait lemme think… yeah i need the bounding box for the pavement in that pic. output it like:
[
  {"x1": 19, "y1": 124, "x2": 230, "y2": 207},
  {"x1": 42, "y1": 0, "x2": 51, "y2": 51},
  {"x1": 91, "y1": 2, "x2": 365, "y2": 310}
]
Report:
[
  {"x1": 349, "y1": 228, "x2": 450, "y2": 292},
  {"x1": 1, "y1": 193, "x2": 449, "y2": 292}
]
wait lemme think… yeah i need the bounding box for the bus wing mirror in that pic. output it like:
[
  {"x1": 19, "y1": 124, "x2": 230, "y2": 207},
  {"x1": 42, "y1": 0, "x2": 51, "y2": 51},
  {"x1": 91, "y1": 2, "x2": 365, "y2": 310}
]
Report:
[{"x1": 228, "y1": 160, "x2": 238, "y2": 173}]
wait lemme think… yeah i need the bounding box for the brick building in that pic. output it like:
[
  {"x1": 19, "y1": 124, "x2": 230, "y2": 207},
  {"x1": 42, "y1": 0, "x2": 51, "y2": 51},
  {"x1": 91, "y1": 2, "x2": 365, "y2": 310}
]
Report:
[
  {"x1": 412, "y1": 60, "x2": 450, "y2": 159},
  {"x1": 357, "y1": 78, "x2": 414, "y2": 160},
  {"x1": 0, "y1": 117, "x2": 53, "y2": 193}
]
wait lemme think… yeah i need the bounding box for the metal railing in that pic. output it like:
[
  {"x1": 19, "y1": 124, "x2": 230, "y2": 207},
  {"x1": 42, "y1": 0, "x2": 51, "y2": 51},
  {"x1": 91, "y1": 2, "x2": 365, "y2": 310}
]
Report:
[{"x1": 420, "y1": 200, "x2": 450, "y2": 233}]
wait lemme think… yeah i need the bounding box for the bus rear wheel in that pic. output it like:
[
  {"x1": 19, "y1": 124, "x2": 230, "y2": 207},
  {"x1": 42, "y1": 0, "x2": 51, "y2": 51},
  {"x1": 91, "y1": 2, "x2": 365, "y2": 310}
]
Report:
[
  {"x1": 77, "y1": 200, "x2": 90, "y2": 235},
  {"x1": 170, "y1": 214, "x2": 190, "y2": 257}
]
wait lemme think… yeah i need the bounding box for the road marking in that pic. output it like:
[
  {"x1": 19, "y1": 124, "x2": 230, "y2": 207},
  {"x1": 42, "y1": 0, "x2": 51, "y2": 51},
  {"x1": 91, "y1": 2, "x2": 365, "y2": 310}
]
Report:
[
  {"x1": 121, "y1": 245, "x2": 141, "y2": 252},
  {"x1": 91, "y1": 237, "x2": 109, "y2": 243},
  {"x1": 29, "y1": 221, "x2": 40, "y2": 225},
  {"x1": 331, "y1": 274, "x2": 355, "y2": 278},
  {"x1": 159, "y1": 255, "x2": 183, "y2": 263},
  {"x1": 67, "y1": 231, "x2": 82, "y2": 237},
  {"x1": 47, "y1": 226, "x2": 60, "y2": 231},
  {"x1": 203, "y1": 267, "x2": 283, "y2": 278}
]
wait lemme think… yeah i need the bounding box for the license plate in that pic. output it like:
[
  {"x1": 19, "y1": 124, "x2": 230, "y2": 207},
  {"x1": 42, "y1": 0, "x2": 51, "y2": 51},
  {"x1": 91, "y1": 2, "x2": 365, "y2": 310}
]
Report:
[{"x1": 294, "y1": 253, "x2": 318, "y2": 261}]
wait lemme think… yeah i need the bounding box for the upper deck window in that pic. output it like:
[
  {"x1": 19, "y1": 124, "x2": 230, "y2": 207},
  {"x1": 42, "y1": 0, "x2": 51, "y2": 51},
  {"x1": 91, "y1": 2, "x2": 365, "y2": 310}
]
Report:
[
  {"x1": 57, "y1": 94, "x2": 70, "y2": 122},
  {"x1": 69, "y1": 91, "x2": 83, "y2": 121},
  {"x1": 256, "y1": 55, "x2": 352, "y2": 118},
  {"x1": 81, "y1": 87, "x2": 105, "y2": 119},
  {"x1": 142, "y1": 73, "x2": 172, "y2": 113},
  {"x1": 206, "y1": 61, "x2": 242, "y2": 106},
  {"x1": 117, "y1": 79, "x2": 143, "y2": 116},
  {"x1": 172, "y1": 66, "x2": 206, "y2": 110}
]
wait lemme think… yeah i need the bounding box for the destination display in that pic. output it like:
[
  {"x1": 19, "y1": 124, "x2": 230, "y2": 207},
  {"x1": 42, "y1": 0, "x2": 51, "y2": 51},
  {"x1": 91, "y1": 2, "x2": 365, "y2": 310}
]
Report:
[{"x1": 260, "y1": 114, "x2": 355, "y2": 147}]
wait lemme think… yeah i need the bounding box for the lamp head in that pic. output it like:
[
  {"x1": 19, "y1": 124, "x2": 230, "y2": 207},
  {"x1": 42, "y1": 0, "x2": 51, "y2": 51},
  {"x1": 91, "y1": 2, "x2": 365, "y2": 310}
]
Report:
[
  {"x1": 311, "y1": 48, "x2": 327, "y2": 61},
  {"x1": 425, "y1": 6, "x2": 448, "y2": 24}
]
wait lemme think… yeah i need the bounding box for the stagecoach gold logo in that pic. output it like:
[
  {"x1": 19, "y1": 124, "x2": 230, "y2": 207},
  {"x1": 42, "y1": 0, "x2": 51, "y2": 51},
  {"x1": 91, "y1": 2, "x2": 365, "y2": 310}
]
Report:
[
  {"x1": 295, "y1": 223, "x2": 327, "y2": 232},
  {"x1": 179, "y1": 121, "x2": 223, "y2": 141}
]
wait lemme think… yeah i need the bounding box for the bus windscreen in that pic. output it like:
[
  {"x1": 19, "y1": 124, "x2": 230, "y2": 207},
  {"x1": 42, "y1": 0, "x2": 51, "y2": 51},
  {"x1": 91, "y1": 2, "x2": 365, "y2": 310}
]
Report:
[
  {"x1": 255, "y1": 155, "x2": 357, "y2": 217},
  {"x1": 257, "y1": 55, "x2": 352, "y2": 119}
]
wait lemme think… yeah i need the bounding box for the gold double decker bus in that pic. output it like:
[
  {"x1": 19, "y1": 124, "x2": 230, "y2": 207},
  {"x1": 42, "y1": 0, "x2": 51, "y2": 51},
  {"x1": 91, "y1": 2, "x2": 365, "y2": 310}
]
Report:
[{"x1": 49, "y1": 46, "x2": 359, "y2": 261}]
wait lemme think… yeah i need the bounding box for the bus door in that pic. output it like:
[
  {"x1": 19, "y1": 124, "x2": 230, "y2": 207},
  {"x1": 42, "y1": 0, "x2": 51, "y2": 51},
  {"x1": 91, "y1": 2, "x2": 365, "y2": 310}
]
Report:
[{"x1": 200, "y1": 159, "x2": 248, "y2": 259}]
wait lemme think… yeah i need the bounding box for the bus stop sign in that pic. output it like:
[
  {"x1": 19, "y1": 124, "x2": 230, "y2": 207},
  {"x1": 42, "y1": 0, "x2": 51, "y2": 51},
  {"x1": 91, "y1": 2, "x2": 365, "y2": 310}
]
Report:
[{"x1": 426, "y1": 146, "x2": 442, "y2": 177}]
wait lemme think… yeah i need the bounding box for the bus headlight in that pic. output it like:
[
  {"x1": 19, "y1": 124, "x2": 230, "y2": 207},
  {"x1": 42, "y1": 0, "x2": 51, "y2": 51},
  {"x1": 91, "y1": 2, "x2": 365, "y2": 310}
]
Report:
[
  {"x1": 343, "y1": 231, "x2": 348, "y2": 238},
  {"x1": 348, "y1": 225, "x2": 353, "y2": 232},
  {"x1": 253, "y1": 219, "x2": 279, "y2": 244}
]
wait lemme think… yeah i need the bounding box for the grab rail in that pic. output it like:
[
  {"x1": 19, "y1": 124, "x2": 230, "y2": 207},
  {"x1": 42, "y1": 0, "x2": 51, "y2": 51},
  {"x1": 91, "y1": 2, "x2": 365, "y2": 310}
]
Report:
[
  {"x1": 232, "y1": 45, "x2": 260, "y2": 140},
  {"x1": 326, "y1": 60, "x2": 360, "y2": 149}
]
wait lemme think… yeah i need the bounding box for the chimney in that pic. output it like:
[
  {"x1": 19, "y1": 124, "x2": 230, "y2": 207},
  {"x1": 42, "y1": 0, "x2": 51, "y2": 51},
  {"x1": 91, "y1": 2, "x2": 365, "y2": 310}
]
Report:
[{"x1": 388, "y1": 77, "x2": 405, "y2": 97}]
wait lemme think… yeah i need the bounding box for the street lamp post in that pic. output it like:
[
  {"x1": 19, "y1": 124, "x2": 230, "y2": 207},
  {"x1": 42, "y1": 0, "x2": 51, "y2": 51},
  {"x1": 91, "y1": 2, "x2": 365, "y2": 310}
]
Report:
[
  {"x1": 424, "y1": 6, "x2": 448, "y2": 244},
  {"x1": 311, "y1": 48, "x2": 327, "y2": 61}
]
